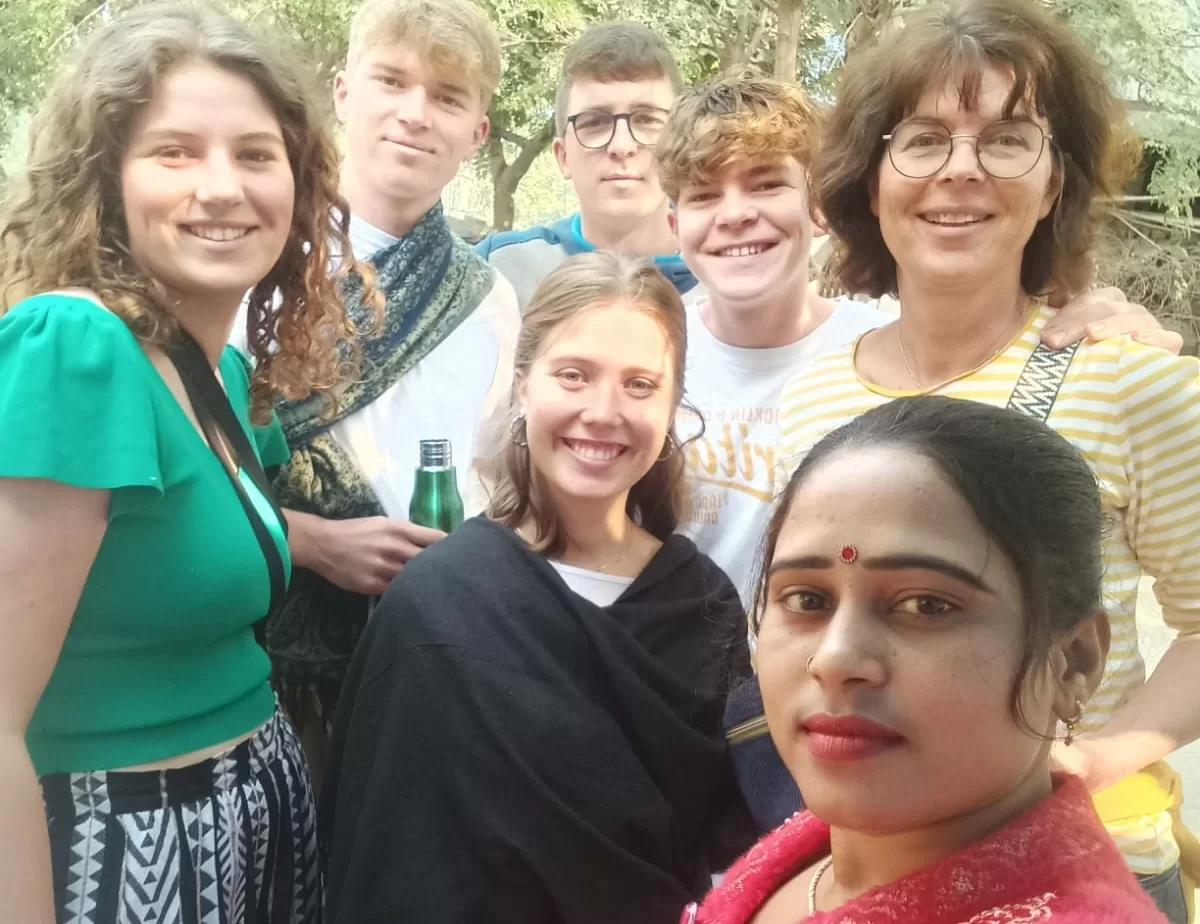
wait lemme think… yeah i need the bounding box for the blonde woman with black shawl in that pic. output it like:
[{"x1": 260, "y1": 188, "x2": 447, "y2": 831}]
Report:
[{"x1": 323, "y1": 253, "x2": 755, "y2": 924}]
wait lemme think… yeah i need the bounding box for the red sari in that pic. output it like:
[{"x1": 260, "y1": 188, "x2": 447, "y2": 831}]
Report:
[{"x1": 683, "y1": 775, "x2": 1167, "y2": 923}]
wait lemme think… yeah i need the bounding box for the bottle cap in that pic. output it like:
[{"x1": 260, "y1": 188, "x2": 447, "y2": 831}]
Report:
[{"x1": 419, "y1": 438, "x2": 453, "y2": 469}]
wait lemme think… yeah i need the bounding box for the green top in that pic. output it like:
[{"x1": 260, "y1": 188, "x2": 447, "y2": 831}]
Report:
[{"x1": 0, "y1": 293, "x2": 291, "y2": 775}]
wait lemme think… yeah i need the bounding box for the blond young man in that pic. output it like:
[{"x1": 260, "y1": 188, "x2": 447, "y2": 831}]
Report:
[
  {"x1": 656, "y1": 77, "x2": 1178, "y2": 609},
  {"x1": 477, "y1": 22, "x2": 698, "y2": 309},
  {"x1": 265, "y1": 0, "x2": 520, "y2": 774}
]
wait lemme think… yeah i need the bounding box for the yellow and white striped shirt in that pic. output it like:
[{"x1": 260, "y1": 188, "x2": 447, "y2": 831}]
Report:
[{"x1": 777, "y1": 303, "x2": 1200, "y2": 875}]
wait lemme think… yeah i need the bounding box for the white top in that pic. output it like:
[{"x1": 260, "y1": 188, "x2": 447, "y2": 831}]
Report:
[
  {"x1": 677, "y1": 296, "x2": 890, "y2": 607},
  {"x1": 228, "y1": 214, "x2": 519, "y2": 519},
  {"x1": 549, "y1": 560, "x2": 635, "y2": 607},
  {"x1": 329, "y1": 215, "x2": 520, "y2": 518}
]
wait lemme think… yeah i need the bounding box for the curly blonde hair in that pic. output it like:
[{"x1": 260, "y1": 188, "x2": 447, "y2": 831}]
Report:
[{"x1": 0, "y1": 1, "x2": 372, "y2": 424}]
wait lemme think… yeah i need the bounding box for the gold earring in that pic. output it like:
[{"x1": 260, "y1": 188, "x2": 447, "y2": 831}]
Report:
[{"x1": 1064, "y1": 698, "x2": 1084, "y2": 746}]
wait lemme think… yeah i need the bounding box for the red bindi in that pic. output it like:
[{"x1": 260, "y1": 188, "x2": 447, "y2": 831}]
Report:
[{"x1": 839, "y1": 545, "x2": 859, "y2": 564}]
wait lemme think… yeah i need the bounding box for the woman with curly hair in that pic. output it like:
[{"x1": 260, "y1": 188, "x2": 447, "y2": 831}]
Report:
[{"x1": 0, "y1": 3, "x2": 364, "y2": 921}]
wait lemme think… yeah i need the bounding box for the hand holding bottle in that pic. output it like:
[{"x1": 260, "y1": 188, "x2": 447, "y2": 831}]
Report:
[{"x1": 285, "y1": 510, "x2": 445, "y2": 596}]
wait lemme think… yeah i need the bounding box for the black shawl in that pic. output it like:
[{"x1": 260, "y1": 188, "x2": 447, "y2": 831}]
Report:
[{"x1": 322, "y1": 516, "x2": 755, "y2": 924}]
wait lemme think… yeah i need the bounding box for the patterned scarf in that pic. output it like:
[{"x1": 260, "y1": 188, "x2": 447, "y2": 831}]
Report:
[{"x1": 267, "y1": 203, "x2": 492, "y2": 715}]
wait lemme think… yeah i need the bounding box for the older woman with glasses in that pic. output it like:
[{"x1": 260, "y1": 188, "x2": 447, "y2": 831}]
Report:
[{"x1": 776, "y1": 1, "x2": 1200, "y2": 920}]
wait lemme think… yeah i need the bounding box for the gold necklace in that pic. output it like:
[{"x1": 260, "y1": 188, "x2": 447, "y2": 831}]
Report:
[
  {"x1": 593, "y1": 541, "x2": 635, "y2": 574},
  {"x1": 519, "y1": 526, "x2": 637, "y2": 574},
  {"x1": 896, "y1": 299, "x2": 1035, "y2": 392},
  {"x1": 808, "y1": 855, "x2": 835, "y2": 914}
]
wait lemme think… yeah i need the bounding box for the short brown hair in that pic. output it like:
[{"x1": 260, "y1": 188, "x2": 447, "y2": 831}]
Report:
[
  {"x1": 488, "y1": 252, "x2": 694, "y2": 557},
  {"x1": 814, "y1": 0, "x2": 1131, "y2": 300},
  {"x1": 656, "y1": 76, "x2": 822, "y2": 202},
  {"x1": 554, "y1": 23, "x2": 684, "y2": 135},
  {"x1": 348, "y1": 0, "x2": 502, "y2": 106}
]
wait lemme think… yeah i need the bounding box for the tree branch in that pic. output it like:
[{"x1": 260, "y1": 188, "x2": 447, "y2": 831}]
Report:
[
  {"x1": 484, "y1": 133, "x2": 506, "y2": 183},
  {"x1": 1123, "y1": 99, "x2": 1200, "y2": 118},
  {"x1": 746, "y1": 6, "x2": 771, "y2": 66},
  {"x1": 496, "y1": 128, "x2": 535, "y2": 147},
  {"x1": 507, "y1": 117, "x2": 556, "y2": 179},
  {"x1": 50, "y1": 1, "x2": 106, "y2": 54}
]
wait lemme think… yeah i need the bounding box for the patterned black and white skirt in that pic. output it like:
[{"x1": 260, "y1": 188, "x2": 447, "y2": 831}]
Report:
[{"x1": 40, "y1": 709, "x2": 320, "y2": 924}]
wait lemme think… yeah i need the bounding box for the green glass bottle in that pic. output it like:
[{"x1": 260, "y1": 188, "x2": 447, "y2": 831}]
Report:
[{"x1": 409, "y1": 438, "x2": 464, "y2": 532}]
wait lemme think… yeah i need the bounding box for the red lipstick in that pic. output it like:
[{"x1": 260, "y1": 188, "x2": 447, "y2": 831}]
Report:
[{"x1": 802, "y1": 714, "x2": 905, "y2": 762}]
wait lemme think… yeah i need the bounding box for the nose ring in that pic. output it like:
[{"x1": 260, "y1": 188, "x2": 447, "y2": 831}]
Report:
[{"x1": 805, "y1": 655, "x2": 815, "y2": 676}]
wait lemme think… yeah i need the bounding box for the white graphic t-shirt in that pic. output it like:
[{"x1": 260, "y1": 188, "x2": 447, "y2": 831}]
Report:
[{"x1": 679, "y1": 296, "x2": 890, "y2": 606}]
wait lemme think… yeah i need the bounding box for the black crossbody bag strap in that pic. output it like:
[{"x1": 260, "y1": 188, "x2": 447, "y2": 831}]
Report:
[
  {"x1": 1006, "y1": 340, "x2": 1081, "y2": 422},
  {"x1": 166, "y1": 333, "x2": 288, "y2": 631}
]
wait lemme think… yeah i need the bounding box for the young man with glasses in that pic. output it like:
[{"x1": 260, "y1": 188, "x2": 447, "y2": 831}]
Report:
[{"x1": 477, "y1": 23, "x2": 697, "y2": 310}]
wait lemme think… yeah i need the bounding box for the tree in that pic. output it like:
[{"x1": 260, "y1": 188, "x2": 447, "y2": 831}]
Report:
[
  {"x1": 775, "y1": 0, "x2": 805, "y2": 79},
  {"x1": 3, "y1": 0, "x2": 1196, "y2": 231},
  {"x1": 0, "y1": 0, "x2": 100, "y2": 168},
  {"x1": 474, "y1": 0, "x2": 583, "y2": 230},
  {"x1": 1050, "y1": 0, "x2": 1200, "y2": 215}
]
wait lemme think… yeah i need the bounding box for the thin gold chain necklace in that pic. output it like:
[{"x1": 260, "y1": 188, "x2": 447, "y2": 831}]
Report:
[
  {"x1": 896, "y1": 298, "x2": 1036, "y2": 393},
  {"x1": 518, "y1": 526, "x2": 637, "y2": 574},
  {"x1": 808, "y1": 855, "x2": 835, "y2": 914}
]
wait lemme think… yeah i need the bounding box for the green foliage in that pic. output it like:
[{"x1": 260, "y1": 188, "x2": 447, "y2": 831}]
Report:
[
  {"x1": 2, "y1": 0, "x2": 1197, "y2": 222},
  {"x1": 1051, "y1": 0, "x2": 1200, "y2": 214},
  {"x1": 241, "y1": 0, "x2": 357, "y2": 80},
  {"x1": 0, "y1": 0, "x2": 96, "y2": 163}
]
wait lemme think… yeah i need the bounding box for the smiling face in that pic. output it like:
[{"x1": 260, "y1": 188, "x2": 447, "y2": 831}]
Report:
[
  {"x1": 873, "y1": 63, "x2": 1060, "y2": 294},
  {"x1": 673, "y1": 155, "x2": 813, "y2": 308},
  {"x1": 517, "y1": 300, "x2": 676, "y2": 513},
  {"x1": 757, "y1": 445, "x2": 1061, "y2": 834},
  {"x1": 554, "y1": 77, "x2": 677, "y2": 231},
  {"x1": 335, "y1": 41, "x2": 488, "y2": 215},
  {"x1": 120, "y1": 60, "x2": 295, "y2": 307}
]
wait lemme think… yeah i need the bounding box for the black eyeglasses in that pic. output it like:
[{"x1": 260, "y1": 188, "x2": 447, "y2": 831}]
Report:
[
  {"x1": 883, "y1": 119, "x2": 1053, "y2": 179},
  {"x1": 565, "y1": 108, "x2": 670, "y2": 149}
]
